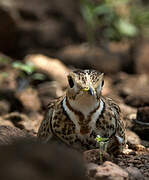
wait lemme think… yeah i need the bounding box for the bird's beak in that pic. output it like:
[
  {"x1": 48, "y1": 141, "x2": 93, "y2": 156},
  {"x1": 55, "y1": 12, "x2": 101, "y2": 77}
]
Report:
[{"x1": 81, "y1": 87, "x2": 95, "y2": 96}]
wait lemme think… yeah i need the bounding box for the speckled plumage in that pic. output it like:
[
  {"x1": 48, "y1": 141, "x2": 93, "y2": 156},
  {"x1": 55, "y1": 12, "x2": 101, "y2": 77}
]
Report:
[{"x1": 38, "y1": 69, "x2": 126, "y2": 153}]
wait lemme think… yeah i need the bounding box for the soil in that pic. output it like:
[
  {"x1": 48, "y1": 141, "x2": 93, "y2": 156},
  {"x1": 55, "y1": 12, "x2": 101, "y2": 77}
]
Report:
[{"x1": 0, "y1": 0, "x2": 148, "y2": 179}]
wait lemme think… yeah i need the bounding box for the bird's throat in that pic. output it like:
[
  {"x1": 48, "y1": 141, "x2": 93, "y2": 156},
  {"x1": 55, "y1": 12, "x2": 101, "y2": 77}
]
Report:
[
  {"x1": 63, "y1": 96, "x2": 104, "y2": 135},
  {"x1": 67, "y1": 95, "x2": 99, "y2": 118}
]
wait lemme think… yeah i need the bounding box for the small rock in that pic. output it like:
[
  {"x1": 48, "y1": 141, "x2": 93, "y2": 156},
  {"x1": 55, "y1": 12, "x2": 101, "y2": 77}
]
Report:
[
  {"x1": 124, "y1": 113, "x2": 137, "y2": 129},
  {"x1": 16, "y1": 87, "x2": 41, "y2": 112},
  {"x1": 25, "y1": 54, "x2": 70, "y2": 88},
  {"x1": 141, "y1": 140, "x2": 149, "y2": 148},
  {"x1": 137, "y1": 107, "x2": 149, "y2": 123},
  {"x1": 126, "y1": 130, "x2": 141, "y2": 146},
  {"x1": 125, "y1": 95, "x2": 149, "y2": 107},
  {"x1": 132, "y1": 107, "x2": 149, "y2": 141},
  {"x1": 134, "y1": 144, "x2": 147, "y2": 152},
  {"x1": 122, "y1": 146, "x2": 134, "y2": 155},
  {"x1": 0, "y1": 125, "x2": 34, "y2": 145},
  {"x1": 116, "y1": 74, "x2": 149, "y2": 107},
  {"x1": 115, "y1": 153, "x2": 149, "y2": 179},
  {"x1": 2, "y1": 112, "x2": 41, "y2": 134},
  {"x1": 83, "y1": 149, "x2": 111, "y2": 164},
  {"x1": 58, "y1": 44, "x2": 122, "y2": 74},
  {"x1": 135, "y1": 40, "x2": 149, "y2": 74},
  {"x1": 0, "y1": 100, "x2": 10, "y2": 115},
  {"x1": 37, "y1": 81, "x2": 64, "y2": 107},
  {"x1": 125, "y1": 167, "x2": 144, "y2": 180},
  {"x1": 94, "y1": 161, "x2": 128, "y2": 180},
  {"x1": 0, "y1": 117, "x2": 14, "y2": 128},
  {"x1": 86, "y1": 163, "x2": 98, "y2": 177}
]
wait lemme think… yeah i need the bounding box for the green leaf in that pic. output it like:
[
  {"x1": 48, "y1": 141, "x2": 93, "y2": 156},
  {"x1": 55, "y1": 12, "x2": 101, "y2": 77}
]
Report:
[
  {"x1": 105, "y1": 0, "x2": 130, "y2": 6},
  {"x1": 31, "y1": 73, "x2": 46, "y2": 80},
  {"x1": 81, "y1": 5, "x2": 94, "y2": 27},
  {"x1": 12, "y1": 62, "x2": 35, "y2": 75},
  {"x1": 96, "y1": 135, "x2": 109, "y2": 143},
  {"x1": 116, "y1": 18, "x2": 138, "y2": 37},
  {"x1": 93, "y1": 4, "x2": 110, "y2": 16}
]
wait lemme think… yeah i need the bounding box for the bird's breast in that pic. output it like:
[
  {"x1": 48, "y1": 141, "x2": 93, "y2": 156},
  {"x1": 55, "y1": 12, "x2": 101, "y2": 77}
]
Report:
[{"x1": 62, "y1": 97, "x2": 104, "y2": 135}]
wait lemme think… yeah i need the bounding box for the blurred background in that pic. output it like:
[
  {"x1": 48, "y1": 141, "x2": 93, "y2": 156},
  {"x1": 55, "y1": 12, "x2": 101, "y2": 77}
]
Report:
[
  {"x1": 0, "y1": 0, "x2": 149, "y2": 134},
  {"x1": 0, "y1": 0, "x2": 149, "y2": 72},
  {"x1": 0, "y1": 0, "x2": 149, "y2": 179},
  {"x1": 0, "y1": 0, "x2": 149, "y2": 62},
  {"x1": 0, "y1": 0, "x2": 149, "y2": 138}
]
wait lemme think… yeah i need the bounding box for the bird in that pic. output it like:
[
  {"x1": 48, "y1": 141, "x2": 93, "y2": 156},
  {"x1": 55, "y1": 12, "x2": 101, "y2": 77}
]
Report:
[{"x1": 38, "y1": 69, "x2": 126, "y2": 154}]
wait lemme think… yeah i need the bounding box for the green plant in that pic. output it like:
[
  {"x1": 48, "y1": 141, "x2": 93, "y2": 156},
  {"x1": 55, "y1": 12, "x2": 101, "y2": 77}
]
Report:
[
  {"x1": 95, "y1": 135, "x2": 109, "y2": 163},
  {"x1": 12, "y1": 61, "x2": 46, "y2": 91},
  {"x1": 12, "y1": 61, "x2": 45, "y2": 81},
  {"x1": 80, "y1": 0, "x2": 149, "y2": 42},
  {"x1": 12, "y1": 61, "x2": 35, "y2": 75},
  {"x1": 12, "y1": 61, "x2": 46, "y2": 90},
  {"x1": 130, "y1": 5, "x2": 149, "y2": 37}
]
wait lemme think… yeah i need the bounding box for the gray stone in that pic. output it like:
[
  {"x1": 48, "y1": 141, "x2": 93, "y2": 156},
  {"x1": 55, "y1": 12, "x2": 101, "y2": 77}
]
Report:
[{"x1": 92, "y1": 161, "x2": 128, "y2": 180}]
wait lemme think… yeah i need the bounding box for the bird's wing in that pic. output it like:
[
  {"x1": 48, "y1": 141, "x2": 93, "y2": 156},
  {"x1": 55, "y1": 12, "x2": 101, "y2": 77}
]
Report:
[
  {"x1": 37, "y1": 107, "x2": 54, "y2": 142},
  {"x1": 37, "y1": 96, "x2": 64, "y2": 143},
  {"x1": 106, "y1": 97, "x2": 126, "y2": 149},
  {"x1": 115, "y1": 114, "x2": 126, "y2": 146}
]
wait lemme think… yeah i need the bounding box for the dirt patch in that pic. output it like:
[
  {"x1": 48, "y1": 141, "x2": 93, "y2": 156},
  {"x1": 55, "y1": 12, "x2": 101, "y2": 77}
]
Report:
[{"x1": 0, "y1": 53, "x2": 148, "y2": 179}]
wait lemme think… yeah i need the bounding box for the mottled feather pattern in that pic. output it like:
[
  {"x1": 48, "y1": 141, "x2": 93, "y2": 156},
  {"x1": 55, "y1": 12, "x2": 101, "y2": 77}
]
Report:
[
  {"x1": 72, "y1": 69, "x2": 103, "y2": 85},
  {"x1": 38, "y1": 70, "x2": 126, "y2": 153}
]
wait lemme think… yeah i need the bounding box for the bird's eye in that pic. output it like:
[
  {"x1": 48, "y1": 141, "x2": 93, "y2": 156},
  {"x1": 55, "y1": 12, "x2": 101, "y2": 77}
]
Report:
[
  {"x1": 101, "y1": 80, "x2": 104, "y2": 87},
  {"x1": 68, "y1": 76, "x2": 74, "y2": 88}
]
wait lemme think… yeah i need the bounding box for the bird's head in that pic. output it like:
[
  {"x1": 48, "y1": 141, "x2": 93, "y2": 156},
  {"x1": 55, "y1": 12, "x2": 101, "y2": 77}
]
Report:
[{"x1": 66, "y1": 69, "x2": 104, "y2": 101}]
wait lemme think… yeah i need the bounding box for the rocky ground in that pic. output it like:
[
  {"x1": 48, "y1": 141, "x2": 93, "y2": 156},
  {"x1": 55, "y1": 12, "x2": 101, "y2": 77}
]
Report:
[{"x1": 0, "y1": 0, "x2": 149, "y2": 180}]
